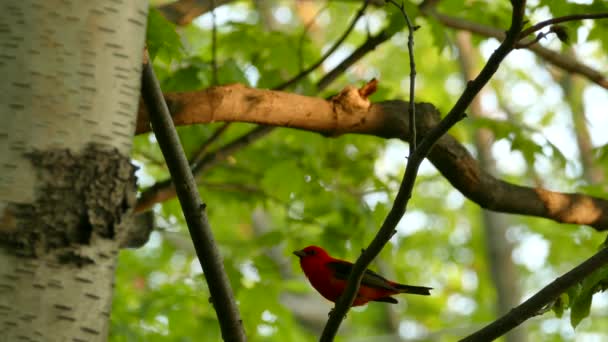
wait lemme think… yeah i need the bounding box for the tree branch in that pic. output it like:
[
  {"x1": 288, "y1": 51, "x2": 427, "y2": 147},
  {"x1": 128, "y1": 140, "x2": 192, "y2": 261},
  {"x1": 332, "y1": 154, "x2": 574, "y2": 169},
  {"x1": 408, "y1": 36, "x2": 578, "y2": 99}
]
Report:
[
  {"x1": 135, "y1": 84, "x2": 608, "y2": 230},
  {"x1": 135, "y1": 125, "x2": 273, "y2": 213},
  {"x1": 424, "y1": 10, "x2": 608, "y2": 89},
  {"x1": 519, "y1": 13, "x2": 608, "y2": 39},
  {"x1": 386, "y1": 0, "x2": 418, "y2": 150},
  {"x1": 320, "y1": 1, "x2": 527, "y2": 339},
  {"x1": 275, "y1": 0, "x2": 371, "y2": 90},
  {"x1": 157, "y1": 0, "x2": 232, "y2": 26},
  {"x1": 136, "y1": 3, "x2": 373, "y2": 213},
  {"x1": 460, "y1": 247, "x2": 608, "y2": 342},
  {"x1": 157, "y1": 0, "x2": 385, "y2": 26},
  {"x1": 141, "y1": 60, "x2": 246, "y2": 341},
  {"x1": 317, "y1": 28, "x2": 394, "y2": 91}
]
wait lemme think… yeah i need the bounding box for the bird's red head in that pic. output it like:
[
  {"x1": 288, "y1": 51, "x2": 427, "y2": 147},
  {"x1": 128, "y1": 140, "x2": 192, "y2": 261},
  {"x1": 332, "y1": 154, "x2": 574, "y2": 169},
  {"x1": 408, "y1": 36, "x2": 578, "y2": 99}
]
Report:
[{"x1": 293, "y1": 245, "x2": 330, "y2": 260}]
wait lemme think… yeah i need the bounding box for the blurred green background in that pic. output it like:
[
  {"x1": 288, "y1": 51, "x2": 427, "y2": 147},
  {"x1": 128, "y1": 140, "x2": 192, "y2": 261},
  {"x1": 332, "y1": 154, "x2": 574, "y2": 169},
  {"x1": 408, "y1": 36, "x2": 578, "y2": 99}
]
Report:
[{"x1": 112, "y1": 1, "x2": 608, "y2": 340}]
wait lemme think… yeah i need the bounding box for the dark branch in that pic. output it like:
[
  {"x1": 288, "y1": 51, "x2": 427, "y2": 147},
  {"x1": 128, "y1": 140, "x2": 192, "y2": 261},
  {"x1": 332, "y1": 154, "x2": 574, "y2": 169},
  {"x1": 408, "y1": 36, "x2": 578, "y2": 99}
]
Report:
[
  {"x1": 135, "y1": 125, "x2": 273, "y2": 213},
  {"x1": 519, "y1": 13, "x2": 608, "y2": 39},
  {"x1": 386, "y1": 0, "x2": 418, "y2": 149},
  {"x1": 275, "y1": 0, "x2": 370, "y2": 90},
  {"x1": 189, "y1": 123, "x2": 231, "y2": 168},
  {"x1": 460, "y1": 247, "x2": 608, "y2": 342},
  {"x1": 317, "y1": 29, "x2": 394, "y2": 91},
  {"x1": 135, "y1": 9, "x2": 395, "y2": 213},
  {"x1": 141, "y1": 60, "x2": 246, "y2": 342},
  {"x1": 320, "y1": 1, "x2": 527, "y2": 339},
  {"x1": 210, "y1": 0, "x2": 218, "y2": 85},
  {"x1": 424, "y1": 10, "x2": 608, "y2": 89}
]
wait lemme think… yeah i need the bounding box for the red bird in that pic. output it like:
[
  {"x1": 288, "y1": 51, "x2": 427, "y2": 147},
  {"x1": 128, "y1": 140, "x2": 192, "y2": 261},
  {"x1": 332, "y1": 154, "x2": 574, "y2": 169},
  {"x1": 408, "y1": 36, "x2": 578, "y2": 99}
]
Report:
[{"x1": 293, "y1": 245, "x2": 431, "y2": 306}]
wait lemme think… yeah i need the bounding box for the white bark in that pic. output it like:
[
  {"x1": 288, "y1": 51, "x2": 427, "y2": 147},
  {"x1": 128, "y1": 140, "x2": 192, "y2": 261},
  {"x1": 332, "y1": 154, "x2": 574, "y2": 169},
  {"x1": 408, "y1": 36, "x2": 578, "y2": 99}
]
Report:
[
  {"x1": 0, "y1": 1, "x2": 147, "y2": 341},
  {"x1": 0, "y1": 0, "x2": 146, "y2": 203}
]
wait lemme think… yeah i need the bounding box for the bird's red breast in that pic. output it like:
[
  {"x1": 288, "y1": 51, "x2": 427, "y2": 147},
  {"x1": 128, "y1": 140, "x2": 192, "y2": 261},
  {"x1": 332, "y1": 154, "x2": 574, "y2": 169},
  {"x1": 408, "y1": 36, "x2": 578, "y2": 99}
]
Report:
[{"x1": 293, "y1": 245, "x2": 431, "y2": 306}]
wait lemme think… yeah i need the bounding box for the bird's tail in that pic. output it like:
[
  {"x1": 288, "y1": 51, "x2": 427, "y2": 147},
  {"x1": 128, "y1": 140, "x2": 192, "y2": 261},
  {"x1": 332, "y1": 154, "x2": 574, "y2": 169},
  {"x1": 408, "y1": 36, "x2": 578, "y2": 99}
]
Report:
[{"x1": 394, "y1": 283, "x2": 432, "y2": 295}]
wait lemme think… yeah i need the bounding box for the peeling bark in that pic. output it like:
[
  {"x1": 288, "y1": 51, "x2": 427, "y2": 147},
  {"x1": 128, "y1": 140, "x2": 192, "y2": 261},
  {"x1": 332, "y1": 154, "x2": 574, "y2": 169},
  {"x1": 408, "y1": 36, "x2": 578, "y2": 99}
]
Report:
[
  {"x1": 0, "y1": 145, "x2": 138, "y2": 341},
  {"x1": 136, "y1": 85, "x2": 608, "y2": 230}
]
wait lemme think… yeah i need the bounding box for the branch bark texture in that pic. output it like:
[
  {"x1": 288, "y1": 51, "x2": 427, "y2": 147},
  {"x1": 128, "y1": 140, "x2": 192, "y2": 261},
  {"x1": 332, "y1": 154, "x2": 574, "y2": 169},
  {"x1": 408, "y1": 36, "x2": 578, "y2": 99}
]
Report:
[
  {"x1": 141, "y1": 62, "x2": 246, "y2": 341},
  {"x1": 460, "y1": 247, "x2": 608, "y2": 342},
  {"x1": 136, "y1": 84, "x2": 608, "y2": 231}
]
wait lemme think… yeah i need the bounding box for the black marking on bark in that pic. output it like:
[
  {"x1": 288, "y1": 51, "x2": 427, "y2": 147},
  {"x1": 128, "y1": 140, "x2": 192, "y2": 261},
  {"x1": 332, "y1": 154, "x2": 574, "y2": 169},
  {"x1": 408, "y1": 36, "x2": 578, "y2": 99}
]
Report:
[
  {"x1": 0, "y1": 144, "x2": 145, "y2": 261},
  {"x1": 53, "y1": 304, "x2": 72, "y2": 311},
  {"x1": 57, "y1": 251, "x2": 94, "y2": 267},
  {"x1": 80, "y1": 326, "x2": 100, "y2": 335},
  {"x1": 47, "y1": 280, "x2": 63, "y2": 289},
  {"x1": 84, "y1": 293, "x2": 100, "y2": 300},
  {"x1": 74, "y1": 276, "x2": 93, "y2": 284},
  {"x1": 57, "y1": 315, "x2": 76, "y2": 322}
]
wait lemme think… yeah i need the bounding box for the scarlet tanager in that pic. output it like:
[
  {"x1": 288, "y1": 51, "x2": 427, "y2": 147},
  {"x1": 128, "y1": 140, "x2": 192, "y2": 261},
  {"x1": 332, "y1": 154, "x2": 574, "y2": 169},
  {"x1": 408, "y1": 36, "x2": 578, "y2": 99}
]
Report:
[{"x1": 293, "y1": 245, "x2": 431, "y2": 306}]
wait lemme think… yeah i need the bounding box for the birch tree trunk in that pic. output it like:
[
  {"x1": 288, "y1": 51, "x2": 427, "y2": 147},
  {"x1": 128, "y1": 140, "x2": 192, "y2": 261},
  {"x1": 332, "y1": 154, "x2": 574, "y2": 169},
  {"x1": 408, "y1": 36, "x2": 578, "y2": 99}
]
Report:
[{"x1": 0, "y1": 1, "x2": 147, "y2": 341}]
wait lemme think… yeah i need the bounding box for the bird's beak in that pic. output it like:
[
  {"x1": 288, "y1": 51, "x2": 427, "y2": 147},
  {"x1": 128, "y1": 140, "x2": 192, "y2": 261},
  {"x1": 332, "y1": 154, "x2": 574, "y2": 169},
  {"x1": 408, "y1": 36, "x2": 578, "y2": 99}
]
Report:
[{"x1": 293, "y1": 250, "x2": 306, "y2": 258}]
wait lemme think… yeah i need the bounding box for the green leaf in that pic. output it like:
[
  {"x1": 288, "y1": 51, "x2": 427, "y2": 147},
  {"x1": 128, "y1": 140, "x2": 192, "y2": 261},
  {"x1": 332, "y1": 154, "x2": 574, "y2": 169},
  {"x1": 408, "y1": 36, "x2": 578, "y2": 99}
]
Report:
[
  {"x1": 570, "y1": 253, "x2": 608, "y2": 328},
  {"x1": 570, "y1": 289, "x2": 592, "y2": 329},
  {"x1": 146, "y1": 7, "x2": 184, "y2": 62},
  {"x1": 552, "y1": 295, "x2": 565, "y2": 318},
  {"x1": 218, "y1": 59, "x2": 249, "y2": 85}
]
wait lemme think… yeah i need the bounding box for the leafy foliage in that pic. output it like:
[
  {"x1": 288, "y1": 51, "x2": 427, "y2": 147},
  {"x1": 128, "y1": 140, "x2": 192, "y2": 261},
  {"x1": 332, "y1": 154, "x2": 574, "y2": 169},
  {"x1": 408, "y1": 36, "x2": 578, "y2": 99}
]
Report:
[{"x1": 112, "y1": 1, "x2": 608, "y2": 341}]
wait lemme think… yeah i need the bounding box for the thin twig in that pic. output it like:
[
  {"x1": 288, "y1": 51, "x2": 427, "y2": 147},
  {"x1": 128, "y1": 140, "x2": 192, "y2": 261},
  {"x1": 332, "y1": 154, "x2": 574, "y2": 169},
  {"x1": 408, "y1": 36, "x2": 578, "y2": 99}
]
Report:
[
  {"x1": 135, "y1": 6, "x2": 392, "y2": 213},
  {"x1": 135, "y1": 125, "x2": 273, "y2": 213},
  {"x1": 519, "y1": 13, "x2": 608, "y2": 39},
  {"x1": 423, "y1": 9, "x2": 608, "y2": 89},
  {"x1": 319, "y1": 1, "x2": 527, "y2": 340},
  {"x1": 141, "y1": 60, "x2": 246, "y2": 341},
  {"x1": 316, "y1": 28, "x2": 393, "y2": 91},
  {"x1": 275, "y1": 0, "x2": 371, "y2": 90},
  {"x1": 460, "y1": 247, "x2": 608, "y2": 341},
  {"x1": 190, "y1": 122, "x2": 231, "y2": 168},
  {"x1": 297, "y1": 4, "x2": 330, "y2": 72},
  {"x1": 386, "y1": 0, "x2": 418, "y2": 150},
  {"x1": 211, "y1": 0, "x2": 218, "y2": 85}
]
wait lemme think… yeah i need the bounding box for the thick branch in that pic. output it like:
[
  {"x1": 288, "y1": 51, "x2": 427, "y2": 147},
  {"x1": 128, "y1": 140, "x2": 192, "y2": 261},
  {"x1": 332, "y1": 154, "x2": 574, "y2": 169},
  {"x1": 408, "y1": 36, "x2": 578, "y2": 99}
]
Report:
[
  {"x1": 136, "y1": 84, "x2": 608, "y2": 230},
  {"x1": 158, "y1": 0, "x2": 232, "y2": 26},
  {"x1": 141, "y1": 62, "x2": 246, "y2": 341},
  {"x1": 158, "y1": 0, "x2": 385, "y2": 26},
  {"x1": 460, "y1": 247, "x2": 608, "y2": 342}
]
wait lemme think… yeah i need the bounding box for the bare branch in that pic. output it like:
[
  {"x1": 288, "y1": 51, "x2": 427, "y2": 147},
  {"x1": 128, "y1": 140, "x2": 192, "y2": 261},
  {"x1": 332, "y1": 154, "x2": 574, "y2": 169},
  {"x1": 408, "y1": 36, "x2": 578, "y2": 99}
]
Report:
[
  {"x1": 189, "y1": 122, "x2": 231, "y2": 168},
  {"x1": 460, "y1": 247, "x2": 608, "y2": 342},
  {"x1": 386, "y1": 0, "x2": 418, "y2": 150},
  {"x1": 210, "y1": 0, "x2": 218, "y2": 85},
  {"x1": 141, "y1": 60, "x2": 246, "y2": 341},
  {"x1": 317, "y1": 29, "x2": 393, "y2": 91},
  {"x1": 320, "y1": 1, "x2": 528, "y2": 339},
  {"x1": 158, "y1": 0, "x2": 385, "y2": 26},
  {"x1": 423, "y1": 10, "x2": 608, "y2": 89},
  {"x1": 136, "y1": 7, "x2": 390, "y2": 213},
  {"x1": 275, "y1": 0, "x2": 371, "y2": 90},
  {"x1": 519, "y1": 13, "x2": 608, "y2": 40},
  {"x1": 135, "y1": 84, "x2": 608, "y2": 230},
  {"x1": 158, "y1": 0, "x2": 232, "y2": 26},
  {"x1": 135, "y1": 125, "x2": 273, "y2": 213}
]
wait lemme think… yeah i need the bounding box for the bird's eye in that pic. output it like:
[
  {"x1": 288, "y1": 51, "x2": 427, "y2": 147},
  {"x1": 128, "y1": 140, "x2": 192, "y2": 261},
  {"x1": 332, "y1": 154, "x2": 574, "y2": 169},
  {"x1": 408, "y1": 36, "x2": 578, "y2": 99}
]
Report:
[{"x1": 308, "y1": 250, "x2": 316, "y2": 255}]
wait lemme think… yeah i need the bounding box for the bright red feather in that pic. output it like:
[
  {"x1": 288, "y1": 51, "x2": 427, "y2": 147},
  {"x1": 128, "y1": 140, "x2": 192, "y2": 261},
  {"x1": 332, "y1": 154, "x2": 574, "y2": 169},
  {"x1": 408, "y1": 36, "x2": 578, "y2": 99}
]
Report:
[{"x1": 294, "y1": 245, "x2": 431, "y2": 306}]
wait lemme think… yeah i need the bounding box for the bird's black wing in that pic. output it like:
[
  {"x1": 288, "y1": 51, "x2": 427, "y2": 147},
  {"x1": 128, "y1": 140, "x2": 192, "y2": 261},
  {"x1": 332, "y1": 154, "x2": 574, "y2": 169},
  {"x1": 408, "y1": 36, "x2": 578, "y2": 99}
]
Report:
[{"x1": 326, "y1": 260, "x2": 396, "y2": 291}]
